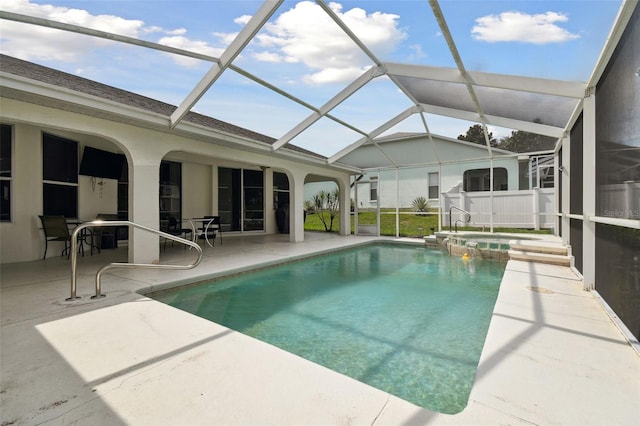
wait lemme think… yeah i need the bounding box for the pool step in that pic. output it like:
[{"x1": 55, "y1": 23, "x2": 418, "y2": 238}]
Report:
[
  {"x1": 424, "y1": 235, "x2": 439, "y2": 248},
  {"x1": 509, "y1": 240, "x2": 568, "y2": 255},
  {"x1": 508, "y1": 240, "x2": 570, "y2": 266}
]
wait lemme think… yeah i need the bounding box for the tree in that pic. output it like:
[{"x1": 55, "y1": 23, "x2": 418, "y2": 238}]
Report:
[
  {"x1": 458, "y1": 124, "x2": 496, "y2": 146},
  {"x1": 311, "y1": 189, "x2": 340, "y2": 231},
  {"x1": 498, "y1": 119, "x2": 557, "y2": 153}
]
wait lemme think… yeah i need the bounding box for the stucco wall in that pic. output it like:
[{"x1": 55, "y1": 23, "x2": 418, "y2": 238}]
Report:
[{"x1": 0, "y1": 97, "x2": 352, "y2": 264}]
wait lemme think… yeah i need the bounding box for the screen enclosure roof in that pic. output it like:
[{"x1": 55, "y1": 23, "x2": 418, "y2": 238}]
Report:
[{"x1": 1, "y1": 0, "x2": 636, "y2": 173}]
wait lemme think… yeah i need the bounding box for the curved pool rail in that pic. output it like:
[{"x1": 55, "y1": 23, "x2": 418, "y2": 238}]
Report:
[{"x1": 68, "y1": 220, "x2": 203, "y2": 301}]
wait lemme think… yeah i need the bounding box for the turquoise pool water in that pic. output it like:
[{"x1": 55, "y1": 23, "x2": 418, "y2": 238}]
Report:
[{"x1": 151, "y1": 243, "x2": 506, "y2": 414}]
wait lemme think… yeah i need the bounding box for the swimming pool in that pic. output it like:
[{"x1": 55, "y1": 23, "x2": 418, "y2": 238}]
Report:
[{"x1": 150, "y1": 243, "x2": 506, "y2": 414}]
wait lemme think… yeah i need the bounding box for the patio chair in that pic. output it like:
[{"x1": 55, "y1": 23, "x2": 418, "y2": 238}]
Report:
[
  {"x1": 93, "y1": 213, "x2": 119, "y2": 252},
  {"x1": 39, "y1": 215, "x2": 82, "y2": 259},
  {"x1": 198, "y1": 215, "x2": 220, "y2": 246},
  {"x1": 164, "y1": 216, "x2": 193, "y2": 249}
]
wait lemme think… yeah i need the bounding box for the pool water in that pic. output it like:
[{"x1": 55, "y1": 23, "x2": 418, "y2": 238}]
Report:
[{"x1": 151, "y1": 243, "x2": 506, "y2": 414}]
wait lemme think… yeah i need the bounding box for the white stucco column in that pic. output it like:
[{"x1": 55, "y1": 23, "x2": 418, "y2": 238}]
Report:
[
  {"x1": 264, "y1": 169, "x2": 276, "y2": 234},
  {"x1": 582, "y1": 87, "x2": 596, "y2": 290},
  {"x1": 289, "y1": 170, "x2": 306, "y2": 243},
  {"x1": 129, "y1": 155, "x2": 163, "y2": 264},
  {"x1": 337, "y1": 176, "x2": 351, "y2": 236},
  {"x1": 11, "y1": 124, "x2": 43, "y2": 262}
]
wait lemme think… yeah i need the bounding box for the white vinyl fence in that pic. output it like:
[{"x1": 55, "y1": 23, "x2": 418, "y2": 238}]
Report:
[{"x1": 442, "y1": 188, "x2": 555, "y2": 230}]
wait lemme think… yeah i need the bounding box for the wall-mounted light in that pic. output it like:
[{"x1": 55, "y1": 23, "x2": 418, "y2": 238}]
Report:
[{"x1": 636, "y1": 68, "x2": 640, "y2": 78}]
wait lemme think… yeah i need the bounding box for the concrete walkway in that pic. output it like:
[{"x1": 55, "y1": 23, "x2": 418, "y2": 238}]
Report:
[{"x1": 1, "y1": 233, "x2": 638, "y2": 425}]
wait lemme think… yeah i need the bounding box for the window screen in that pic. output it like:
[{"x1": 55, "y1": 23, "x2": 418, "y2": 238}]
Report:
[
  {"x1": 463, "y1": 168, "x2": 507, "y2": 191},
  {"x1": 569, "y1": 114, "x2": 584, "y2": 215}
]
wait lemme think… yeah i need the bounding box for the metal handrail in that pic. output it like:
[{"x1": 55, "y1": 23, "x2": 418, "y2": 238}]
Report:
[
  {"x1": 68, "y1": 220, "x2": 203, "y2": 301},
  {"x1": 449, "y1": 206, "x2": 471, "y2": 232}
]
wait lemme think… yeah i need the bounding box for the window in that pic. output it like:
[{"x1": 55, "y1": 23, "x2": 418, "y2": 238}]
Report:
[
  {"x1": 0, "y1": 124, "x2": 12, "y2": 221},
  {"x1": 463, "y1": 168, "x2": 507, "y2": 192},
  {"x1": 428, "y1": 172, "x2": 439, "y2": 199},
  {"x1": 219, "y1": 167, "x2": 241, "y2": 232},
  {"x1": 159, "y1": 160, "x2": 182, "y2": 230},
  {"x1": 273, "y1": 172, "x2": 289, "y2": 210},
  {"x1": 370, "y1": 177, "x2": 378, "y2": 202},
  {"x1": 42, "y1": 133, "x2": 78, "y2": 217},
  {"x1": 243, "y1": 169, "x2": 264, "y2": 231}
]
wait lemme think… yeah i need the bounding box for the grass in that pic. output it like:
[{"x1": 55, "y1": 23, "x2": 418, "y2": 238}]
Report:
[{"x1": 304, "y1": 211, "x2": 552, "y2": 237}]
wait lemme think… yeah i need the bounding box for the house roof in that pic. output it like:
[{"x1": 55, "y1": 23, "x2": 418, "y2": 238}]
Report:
[
  {"x1": 0, "y1": 54, "x2": 326, "y2": 162},
  {"x1": 338, "y1": 131, "x2": 517, "y2": 170}
]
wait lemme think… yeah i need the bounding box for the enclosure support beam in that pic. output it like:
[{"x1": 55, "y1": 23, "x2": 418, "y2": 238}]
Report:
[
  {"x1": 395, "y1": 168, "x2": 400, "y2": 238},
  {"x1": 582, "y1": 87, "x2": 597, "y2": 291},
  {"x1": 561, "y1": 133, "x2": 571, "y2": 244}
]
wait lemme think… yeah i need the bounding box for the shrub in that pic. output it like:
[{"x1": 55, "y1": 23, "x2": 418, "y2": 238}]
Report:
[
  {"x1": 311, "y1": 189, "x2": 340, "y2": 231},
  {"x1": 412, "y1": 196, "x2": 429, "y2": 212}
]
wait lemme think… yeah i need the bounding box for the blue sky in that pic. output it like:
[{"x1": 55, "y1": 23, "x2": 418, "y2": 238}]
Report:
[{"x1": 0, "y1": 0, "x2": 623, "y2": 156}]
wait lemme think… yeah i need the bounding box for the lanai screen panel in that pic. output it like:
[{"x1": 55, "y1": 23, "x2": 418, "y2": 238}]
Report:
[
  {"x1": 337, "y1": 144, "x2": 397, "y2": 169},
  {"x1": 392, "y1": 75, "x2": 578, "y2": 129},
  {"x1": 394, "y1": 76, "x2": 476, "y2": 113},
  {"x1": 336, "y1": 136, "x2": 510, "y2": 170},
  {"x1": 369, "y1": 139, "x2": 436, "y2": 167},
  {"x1": 474, "y1": 87, "x2": 578, "y2": 128}
]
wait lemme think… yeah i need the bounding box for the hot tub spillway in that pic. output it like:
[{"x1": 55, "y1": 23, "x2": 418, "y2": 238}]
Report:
[{"x1": 433, "y1": 233, "x2": 515, "y2": 261}]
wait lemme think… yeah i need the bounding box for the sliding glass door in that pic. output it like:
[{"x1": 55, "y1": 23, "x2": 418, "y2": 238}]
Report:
[{"x1": 218, "y1": 167, "x2": 264, "y2": 232}]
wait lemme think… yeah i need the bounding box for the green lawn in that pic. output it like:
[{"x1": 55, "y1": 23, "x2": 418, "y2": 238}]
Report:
[{"x1": 304, "y1": 211, "x2": 551, "y2": 236}]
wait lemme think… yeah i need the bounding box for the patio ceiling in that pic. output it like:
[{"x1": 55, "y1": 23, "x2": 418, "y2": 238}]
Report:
[{"x1": 1, "y1": 0, "x2": 633, "y2": 172}]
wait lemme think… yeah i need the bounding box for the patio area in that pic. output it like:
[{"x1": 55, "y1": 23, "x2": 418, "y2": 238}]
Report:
[{"x1": 1, "y1": 232, "x2": 638, "y2": 425}]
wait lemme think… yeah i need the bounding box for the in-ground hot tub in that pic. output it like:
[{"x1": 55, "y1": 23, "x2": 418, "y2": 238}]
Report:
[{"x1": 434, "y1": 232, "x2": 539, "y2": 260}]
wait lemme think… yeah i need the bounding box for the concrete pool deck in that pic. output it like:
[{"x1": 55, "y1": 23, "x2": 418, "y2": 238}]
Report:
[{"x1": 1, "y1": 232, "x2": 638, "y2": 425}]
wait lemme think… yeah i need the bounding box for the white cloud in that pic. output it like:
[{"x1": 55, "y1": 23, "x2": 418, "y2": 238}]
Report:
[
  {"x1": 157, "y1": 36, "x2": 226, "y2": 67},
  {"x1": 0, "y1": 0, "x2": 150, "y2": 61},
  {"x1": 0, "y1": 0, "x2": 212, "y2": 66},
  {"x1": 472, "y1": 11, "x2": 580, "y2": 44},
  {"x1": 212, "y1": 31, "x2": 239, "y2": 47},
  {"x1": 165, "y1": 28, "x2": 187, "y2": 36},
  {"x1": 408, "y1": 44, "x2": 427, "y2": 60},
  {"x1": 304, "y1": 66, "x2": 371, "y2": 85},
  {"x1": 251, "y1": 1, "x2": 406, "y2": 84},
  {"x1": 234, "y1": 15, "x2": 252, "y2": 26},
  {"x1": 252, "y1": 51, "x2": 284, "y2": 63}
]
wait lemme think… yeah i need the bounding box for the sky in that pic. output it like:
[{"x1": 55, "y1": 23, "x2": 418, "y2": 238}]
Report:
[{"x1": 0, "y1": 0, "x2": 624, "y2": 156}]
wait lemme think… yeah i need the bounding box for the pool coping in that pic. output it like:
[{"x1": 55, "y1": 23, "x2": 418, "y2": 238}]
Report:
[{"x1": 1, "y1": 233, "x2": 638, "y2": 425}]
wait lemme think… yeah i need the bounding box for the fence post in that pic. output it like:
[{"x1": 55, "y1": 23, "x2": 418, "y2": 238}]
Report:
[{"x1": 533, "y1": 187, "x2": 540, "y2": 230}]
